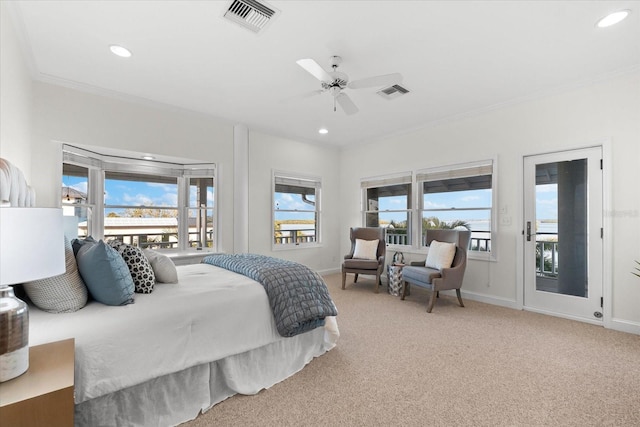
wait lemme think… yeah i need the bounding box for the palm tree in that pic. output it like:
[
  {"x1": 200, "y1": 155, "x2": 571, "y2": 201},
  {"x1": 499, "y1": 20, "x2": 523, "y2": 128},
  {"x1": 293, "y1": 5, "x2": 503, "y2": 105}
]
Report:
[{"x1": 422, "y1": 216, "x2": 470, "y2": 230}]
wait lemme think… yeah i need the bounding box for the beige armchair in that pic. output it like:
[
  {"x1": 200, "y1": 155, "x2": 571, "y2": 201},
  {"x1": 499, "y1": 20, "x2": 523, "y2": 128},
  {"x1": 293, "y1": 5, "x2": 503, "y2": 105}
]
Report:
[
  {"x1": 401, "y1": 229, "x2": 471, "y2": 312},
  {"x1": 342, "y1": 227, "x2": 386, "y2": 293}
]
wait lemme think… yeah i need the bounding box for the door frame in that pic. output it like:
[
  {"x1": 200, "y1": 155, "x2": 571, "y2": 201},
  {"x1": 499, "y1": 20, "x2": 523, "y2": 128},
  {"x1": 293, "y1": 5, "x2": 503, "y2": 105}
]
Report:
[{"x1": 516, "y1": 139, "x2": 613, "y2": 327}]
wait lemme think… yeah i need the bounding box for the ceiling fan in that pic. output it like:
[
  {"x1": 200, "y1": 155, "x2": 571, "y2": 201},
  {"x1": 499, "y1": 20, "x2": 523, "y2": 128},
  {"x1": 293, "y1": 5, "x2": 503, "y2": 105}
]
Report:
[{"x1": 295, "y1": 55, "x2": 402, "y2": 115}]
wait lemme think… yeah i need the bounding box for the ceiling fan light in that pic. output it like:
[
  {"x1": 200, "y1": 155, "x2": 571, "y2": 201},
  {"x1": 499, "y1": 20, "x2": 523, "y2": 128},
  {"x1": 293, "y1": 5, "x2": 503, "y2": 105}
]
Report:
[
  {"x1": 596, "y1": 10, "x2": 630, "y2": 28},
  {"x1": 318, "y1": 128, "x2": 328, "y2": 134}
]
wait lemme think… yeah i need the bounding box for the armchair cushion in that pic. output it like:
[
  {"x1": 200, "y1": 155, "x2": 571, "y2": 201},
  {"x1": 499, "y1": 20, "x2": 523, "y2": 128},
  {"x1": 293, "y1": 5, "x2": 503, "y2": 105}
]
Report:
[
  {"x1": 353, "y1": 238, "x2": 379, "y2": 260},
  {"x1": 425, "y1": 240, "x2": 456, "y2": 270},
  {"x1": 402, "y1": 265, "x2": 442, "y2": 286},
  {"x1": 343, "y1": 258, "x2": 380, "y2": 270}
]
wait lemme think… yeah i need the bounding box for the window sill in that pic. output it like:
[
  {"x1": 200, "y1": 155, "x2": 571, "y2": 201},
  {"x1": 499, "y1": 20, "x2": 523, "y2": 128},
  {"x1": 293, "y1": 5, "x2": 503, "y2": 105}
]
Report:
[
  {"x1": 272, "y1": 243, "x2": 323, "y2": 251},
  {"x1": 163, "y1": 250, "x2": 220, "y2": 265},
  {"x1": 386, "y1": 246, "x2": 496, "y2": 262}
]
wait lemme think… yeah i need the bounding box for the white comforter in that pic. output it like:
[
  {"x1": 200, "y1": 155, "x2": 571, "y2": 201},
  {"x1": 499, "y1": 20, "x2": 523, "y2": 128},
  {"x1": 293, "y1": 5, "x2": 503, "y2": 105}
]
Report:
[{"x1": 29, "y1": 263, "x2": 338, "y2": 404}]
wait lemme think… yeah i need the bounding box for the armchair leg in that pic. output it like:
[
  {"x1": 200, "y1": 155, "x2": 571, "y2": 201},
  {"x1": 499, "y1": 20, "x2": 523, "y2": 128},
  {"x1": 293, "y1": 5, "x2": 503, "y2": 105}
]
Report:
[
  {"x1": 456, "y1": 289, "x2": 465, "y2": 308},
  {"x1": 427, "y1": 290, "x2": 437, "y2": 313},
  {"x1": 401, "y1": 281, "x2": 407, "y2": 300},
  {"x1": 354, "y1": 273, "x2": 359, "y2": 283},
  {"x1": 374, "y1": 272, "x2": 380, "y2": 293},
  {"x1": 342, "y1": 271, "x2": 346, "y2": 290}
]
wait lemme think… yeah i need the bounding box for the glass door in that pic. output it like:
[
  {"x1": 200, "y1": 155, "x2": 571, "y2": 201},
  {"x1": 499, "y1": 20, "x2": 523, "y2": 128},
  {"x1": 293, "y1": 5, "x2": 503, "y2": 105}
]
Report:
[{"x1": 523, "y1": 147, "x2": 603, "y2": 322}]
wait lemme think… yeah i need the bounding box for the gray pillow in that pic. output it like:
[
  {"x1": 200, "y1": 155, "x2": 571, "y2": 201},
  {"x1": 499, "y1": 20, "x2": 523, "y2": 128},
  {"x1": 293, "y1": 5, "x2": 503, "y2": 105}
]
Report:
[
  {"x1": 143, "y1": 249, "x2": 178, "y2": 283},
  {"x1": 72, "y1": 235, "x2": 97, "y2": 256},
  {"x1": 75, "y1": 239, "x2": 135, "y2": 306},
  {"x1": 24, "y1": 236, "x2": 88, "y2": 313}
]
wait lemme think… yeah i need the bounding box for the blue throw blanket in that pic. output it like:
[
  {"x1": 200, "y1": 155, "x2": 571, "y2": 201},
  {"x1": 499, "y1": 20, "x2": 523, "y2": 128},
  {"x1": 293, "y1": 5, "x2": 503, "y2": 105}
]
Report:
[{"x1": 202, "y1": 254, "x2": 338, "y2": 337}]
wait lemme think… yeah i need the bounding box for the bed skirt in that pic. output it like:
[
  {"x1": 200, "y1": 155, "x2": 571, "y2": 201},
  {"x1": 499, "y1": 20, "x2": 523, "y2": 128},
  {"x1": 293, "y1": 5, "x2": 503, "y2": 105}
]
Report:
[{"x1": 75, "y1": 316, "x2": 339, "y2": 427}]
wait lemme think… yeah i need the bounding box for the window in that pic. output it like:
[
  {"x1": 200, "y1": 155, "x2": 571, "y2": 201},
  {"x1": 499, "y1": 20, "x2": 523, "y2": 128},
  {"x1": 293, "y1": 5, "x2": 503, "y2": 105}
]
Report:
[
  {"x1": 273, "y1": 172, "x2": 321, "y2": 247},
  {"x1": 188, "y1": 177, "x2": 215, "y2": 249},
  {"x1": 62, "y1": 145, "x2": 216, "y2": 251},
  {"x1": 361, "y1": 173, "x2": 412, "y2": 246},
  {"x1": 361, "y1": 160, "x2": 497, "y2": 259},
  {"x1": 417, "y1": 160, "x2": 495, "y2": 255},
  {"x1": 62, "y1": 163, "x2": 91, "y2": 238}
]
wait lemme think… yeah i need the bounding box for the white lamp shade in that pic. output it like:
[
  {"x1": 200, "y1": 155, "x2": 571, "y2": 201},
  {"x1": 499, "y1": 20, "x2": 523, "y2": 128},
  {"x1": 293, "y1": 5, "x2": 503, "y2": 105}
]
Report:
[{"x1": 0, "y1": 208, "x2": 65, "y2": 285}]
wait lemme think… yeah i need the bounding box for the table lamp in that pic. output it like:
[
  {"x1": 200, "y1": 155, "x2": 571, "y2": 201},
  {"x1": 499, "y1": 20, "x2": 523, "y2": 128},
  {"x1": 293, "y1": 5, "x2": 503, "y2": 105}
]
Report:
[{"x1": 0, "y1": 207, "x2": 64, "y2": 382}]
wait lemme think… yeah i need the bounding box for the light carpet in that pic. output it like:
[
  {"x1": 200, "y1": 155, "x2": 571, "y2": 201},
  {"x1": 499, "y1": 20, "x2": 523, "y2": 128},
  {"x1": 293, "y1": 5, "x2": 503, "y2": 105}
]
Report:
[{"x1": 182, "y1": 273, "x2": 640, "y2": 426}]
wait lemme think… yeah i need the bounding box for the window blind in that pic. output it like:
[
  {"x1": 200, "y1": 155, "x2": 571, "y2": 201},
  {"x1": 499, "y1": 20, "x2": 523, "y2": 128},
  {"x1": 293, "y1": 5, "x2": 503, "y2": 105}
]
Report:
[
  {"x1": 361, "y1": 172, "x2": 411, "y2": 189},
  {"x1": 416, "y1": 161, "x2": 493, "y2": 182}
]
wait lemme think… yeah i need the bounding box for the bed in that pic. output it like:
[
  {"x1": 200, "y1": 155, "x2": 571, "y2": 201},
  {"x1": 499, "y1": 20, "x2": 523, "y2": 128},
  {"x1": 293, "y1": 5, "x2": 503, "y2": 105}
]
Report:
[{"x1": 28, "y1": 261, "x2": 340, "y2": 426}]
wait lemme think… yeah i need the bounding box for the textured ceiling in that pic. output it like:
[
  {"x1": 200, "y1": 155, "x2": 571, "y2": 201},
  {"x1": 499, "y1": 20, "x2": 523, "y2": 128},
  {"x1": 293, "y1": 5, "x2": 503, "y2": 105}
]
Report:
[{"x1": 8, "y1": 0, "x2": 640, "y2": 147}]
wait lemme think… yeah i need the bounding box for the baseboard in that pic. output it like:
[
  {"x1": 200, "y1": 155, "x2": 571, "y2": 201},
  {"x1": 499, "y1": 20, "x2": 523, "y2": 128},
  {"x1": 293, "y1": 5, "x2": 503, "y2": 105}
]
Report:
[
  {"x1": 609, "y1": 318, "x2": 640, "y2": 335},
  {"x1": 318, "y1": 268, "x2": 341, "y2": 276},
  {"x1": 523, "y1": 306, "x2": 604, "y2": 326},
  {"x1": 458, "y1": 290, "x2": 520, "y2": 310}
]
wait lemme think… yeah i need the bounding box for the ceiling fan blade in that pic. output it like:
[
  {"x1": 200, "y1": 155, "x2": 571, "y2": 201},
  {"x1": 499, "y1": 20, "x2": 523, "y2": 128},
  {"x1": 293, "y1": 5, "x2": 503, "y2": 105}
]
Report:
[
  {"x1": 336, "y1": 93, "x2": 359, "y2": 115},
  {"x1": 348, "y1": 73, "x2": 403, "y2": 89},
  {"x1": 296, "y1": 58, "x2": 333, "y2": 82}
]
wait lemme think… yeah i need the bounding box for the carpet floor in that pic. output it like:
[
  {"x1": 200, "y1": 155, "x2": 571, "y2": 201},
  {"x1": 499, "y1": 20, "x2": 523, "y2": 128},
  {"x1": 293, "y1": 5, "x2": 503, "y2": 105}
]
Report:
[{"x1": 182, "y1": 273, "x2": 640, "y2": 426}]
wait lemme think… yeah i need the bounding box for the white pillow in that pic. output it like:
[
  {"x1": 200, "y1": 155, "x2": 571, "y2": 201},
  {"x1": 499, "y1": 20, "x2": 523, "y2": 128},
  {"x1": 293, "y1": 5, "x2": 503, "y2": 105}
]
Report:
[
  {"x1": 143, "y1": 249, "x2": 178, "y2": 283},
  {"x1": 353, "y1": 238, "x2": 379, "y2": 260},
  {"x1": 425, "y1": 240, "x2": 456, "y2": 270}
]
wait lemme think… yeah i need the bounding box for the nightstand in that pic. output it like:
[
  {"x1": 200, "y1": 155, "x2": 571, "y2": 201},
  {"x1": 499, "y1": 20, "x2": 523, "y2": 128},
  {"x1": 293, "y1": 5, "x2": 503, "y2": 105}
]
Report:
[{"x1": 0, "y1": 338, "x2": 75, "y2": 427}]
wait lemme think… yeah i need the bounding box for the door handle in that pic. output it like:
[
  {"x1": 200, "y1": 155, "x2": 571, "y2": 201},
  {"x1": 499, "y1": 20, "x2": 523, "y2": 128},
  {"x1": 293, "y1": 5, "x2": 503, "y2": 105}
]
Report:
[{"x1": 526, "y1": 221, "x2": 532, "y2": 242}]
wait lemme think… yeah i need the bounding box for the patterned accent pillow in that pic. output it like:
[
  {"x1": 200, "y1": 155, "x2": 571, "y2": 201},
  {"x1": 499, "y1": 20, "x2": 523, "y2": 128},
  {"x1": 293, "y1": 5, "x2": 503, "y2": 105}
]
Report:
[
  {"x1": 24, "y1": 236, "x2": 88, "y2": 313},
  {"x1": 108, "y1": 241, "x2": 155, "y2": 293}
]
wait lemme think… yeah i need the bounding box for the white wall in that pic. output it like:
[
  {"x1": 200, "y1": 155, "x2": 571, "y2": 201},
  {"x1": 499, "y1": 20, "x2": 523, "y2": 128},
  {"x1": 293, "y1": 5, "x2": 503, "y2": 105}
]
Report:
[
  {"x1": 29, "y1": 82, "x2": 237, "y2": 250},
  {"x1": 0, "y1": 2, "x2": 33, "y2": 179},
  {"x1": 248, "y1": 131, "x2": 341, "y2": 273},
  {"x1": 340, "y1": 71, "x2": 640, "y2": 332}
]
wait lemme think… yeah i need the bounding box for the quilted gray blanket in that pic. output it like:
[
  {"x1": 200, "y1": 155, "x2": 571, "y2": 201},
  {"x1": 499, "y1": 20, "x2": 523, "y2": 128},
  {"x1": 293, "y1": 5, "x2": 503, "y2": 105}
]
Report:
[{"x1": 202, "y1": 253, "x2": 337, "y2": 337}]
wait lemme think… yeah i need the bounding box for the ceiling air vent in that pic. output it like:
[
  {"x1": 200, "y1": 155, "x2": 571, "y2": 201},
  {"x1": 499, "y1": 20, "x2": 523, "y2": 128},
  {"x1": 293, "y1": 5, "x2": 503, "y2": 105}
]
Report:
[
  {"x1": 223, "y1": 0, "x2": 279, "y2": 34},
  {"x1": 377, "y1": 84, "x2": 410, "y2": 100}
]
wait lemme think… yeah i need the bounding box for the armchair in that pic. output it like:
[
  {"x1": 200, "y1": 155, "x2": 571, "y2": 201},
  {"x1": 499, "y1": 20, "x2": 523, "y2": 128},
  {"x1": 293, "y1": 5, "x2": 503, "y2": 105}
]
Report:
[
  {"x1": 401, "y1": 229, "x2": 471, "y2": 312},
  {"x1": 342, "y1": 227, "x2": 386, "y2": 293}
]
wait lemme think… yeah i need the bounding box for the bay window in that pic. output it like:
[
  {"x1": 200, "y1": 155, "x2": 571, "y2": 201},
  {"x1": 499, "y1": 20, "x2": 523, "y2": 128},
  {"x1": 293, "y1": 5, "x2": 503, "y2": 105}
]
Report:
[{"x1": 62, "y1": 144, "x2": 216, "y2": 251}]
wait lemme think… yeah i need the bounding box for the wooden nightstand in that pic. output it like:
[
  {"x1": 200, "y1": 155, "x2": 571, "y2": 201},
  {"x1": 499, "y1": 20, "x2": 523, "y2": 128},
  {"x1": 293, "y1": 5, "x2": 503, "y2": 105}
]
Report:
[{"x1": 0, "y1": 338, "x2": 75, "y2": 427}]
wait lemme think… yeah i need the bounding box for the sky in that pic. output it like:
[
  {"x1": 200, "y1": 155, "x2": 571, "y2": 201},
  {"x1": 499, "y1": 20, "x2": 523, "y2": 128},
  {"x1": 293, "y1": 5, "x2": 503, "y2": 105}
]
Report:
[
  {"x1": 63, "y1": 176, "x2": 213, "y2": 214},
  {"x1": 65, "y1": 177, "x2": 558, "y2": 223}
]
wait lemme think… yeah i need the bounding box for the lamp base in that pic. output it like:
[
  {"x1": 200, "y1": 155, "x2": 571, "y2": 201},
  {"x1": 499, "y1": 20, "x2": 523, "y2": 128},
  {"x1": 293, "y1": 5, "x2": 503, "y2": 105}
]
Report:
[
  {"x1": 0, "y1": 285, "x2": 29, "y2": 382},
  {"x1": 0, "y1": 346, "x2": 29, "y2": 382}
]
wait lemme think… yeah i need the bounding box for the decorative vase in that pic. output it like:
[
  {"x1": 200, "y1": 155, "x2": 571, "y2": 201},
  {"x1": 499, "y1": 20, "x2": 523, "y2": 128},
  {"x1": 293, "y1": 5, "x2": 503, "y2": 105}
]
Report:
[{"x1": 0, "y1": 285, "x2": 29, "y2": 382}]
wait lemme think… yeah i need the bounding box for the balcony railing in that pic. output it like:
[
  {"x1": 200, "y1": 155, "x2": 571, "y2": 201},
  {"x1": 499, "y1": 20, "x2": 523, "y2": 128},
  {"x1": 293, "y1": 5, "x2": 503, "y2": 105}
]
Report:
[
  {"x1": 385, "y1": 229, "x2": 491, "y2": 253},
  {"x1": 103, "y1": 232, "x2": 211, "y2": 249},
  {"x1": 274, "y1": 228, "x2": 316, "y2": 245},
  {"x1": 536, "y1": 239, "x2": 558, "y2": 277}
]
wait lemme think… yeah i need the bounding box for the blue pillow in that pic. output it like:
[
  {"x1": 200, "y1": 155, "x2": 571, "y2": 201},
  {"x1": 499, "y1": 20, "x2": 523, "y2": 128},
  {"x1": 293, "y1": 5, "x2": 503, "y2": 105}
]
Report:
[
  {"x1": 75, "y1": 239, "x2": 135, "y2": 306},
  {"x1": 72, "y1": 235, "x2": 97, "y2": 256}
]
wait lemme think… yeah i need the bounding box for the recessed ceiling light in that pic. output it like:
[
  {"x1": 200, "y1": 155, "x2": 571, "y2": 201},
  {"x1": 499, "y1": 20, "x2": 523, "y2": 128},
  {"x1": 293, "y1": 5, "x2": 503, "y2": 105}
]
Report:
[
  {"x1": 141, "y1": 155, "x2": 155, "y2": 160},
  {"x1": 318, "y1": 128, "x2": 328, "y2": 134},
  {"x1": 110, "y1": 44, "x2": 132, "y2": 58},
  {"x1": 596, "y1": 10, "x2": 630, "y2": 28}
]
